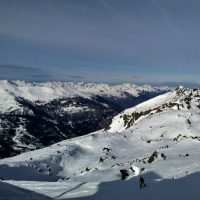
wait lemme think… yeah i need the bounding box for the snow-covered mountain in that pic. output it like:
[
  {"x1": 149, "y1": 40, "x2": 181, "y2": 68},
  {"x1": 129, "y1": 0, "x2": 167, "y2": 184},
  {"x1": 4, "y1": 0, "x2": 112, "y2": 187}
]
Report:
[
  {"x1": 0, "y1": 86, "x2": 199, "y2": 199},
  {"x1": 0, "y1": 80, "x2": 169, "y2": 113},
  {"x1": 0, "y1": 80, "x2": 169, "y2": 158}
]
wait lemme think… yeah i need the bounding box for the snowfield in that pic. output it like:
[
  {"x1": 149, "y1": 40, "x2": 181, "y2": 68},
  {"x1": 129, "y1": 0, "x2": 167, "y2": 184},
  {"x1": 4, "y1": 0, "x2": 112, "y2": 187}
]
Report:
[{"x1": 0, "y1": 87, "x2": 200, "y2": 199}]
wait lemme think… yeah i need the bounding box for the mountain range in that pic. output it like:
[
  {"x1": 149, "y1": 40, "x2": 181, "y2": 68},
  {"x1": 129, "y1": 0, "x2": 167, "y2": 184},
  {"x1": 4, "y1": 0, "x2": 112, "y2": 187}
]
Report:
[{"x1": 0, "y1": 80, "x2": 170, "y2": 158}]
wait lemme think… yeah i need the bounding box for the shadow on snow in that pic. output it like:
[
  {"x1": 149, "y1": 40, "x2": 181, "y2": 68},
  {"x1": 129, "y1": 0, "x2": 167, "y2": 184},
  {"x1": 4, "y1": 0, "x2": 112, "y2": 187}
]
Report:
[
  {"x1": 0, "y1": 181, "x2": 53, "y2": 200},
  {"x1": 0, "y1": 164, "x2": 60, "y2": 181},
  {"x1": 61, "y1": 171, "x2": 200, "y2": 200}
]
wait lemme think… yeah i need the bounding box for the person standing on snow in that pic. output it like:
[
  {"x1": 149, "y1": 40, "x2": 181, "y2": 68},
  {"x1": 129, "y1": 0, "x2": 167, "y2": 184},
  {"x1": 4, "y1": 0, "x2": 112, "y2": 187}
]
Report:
[{"x1": 139, "y1": 176, "x2": 146, "y2": 188}]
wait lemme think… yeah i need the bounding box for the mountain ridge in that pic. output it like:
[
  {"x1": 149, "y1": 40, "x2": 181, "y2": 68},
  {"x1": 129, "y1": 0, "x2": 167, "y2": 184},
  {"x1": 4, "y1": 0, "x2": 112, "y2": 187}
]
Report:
[{"x1": 0, "y1": 80, "x2": 170, "y2": 158}]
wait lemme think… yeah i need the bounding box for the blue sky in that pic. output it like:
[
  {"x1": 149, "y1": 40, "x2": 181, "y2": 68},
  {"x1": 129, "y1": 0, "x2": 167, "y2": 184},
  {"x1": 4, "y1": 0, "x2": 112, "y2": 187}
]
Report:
[{"x1": 0, "y1": 0, "x2": 200, "y2": 85}]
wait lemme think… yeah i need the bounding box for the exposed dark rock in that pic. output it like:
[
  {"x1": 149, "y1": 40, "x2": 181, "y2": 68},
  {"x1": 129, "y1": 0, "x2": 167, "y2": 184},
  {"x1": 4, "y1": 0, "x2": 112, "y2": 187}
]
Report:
[
  {"x1": 161, "y1": 153, "x2": 166, "y2": 160},
  {"x1": 120, "y1": 169, "x2": 129, "y2": 180},
  {"x1": 148, "y1": 151, "x2": 158, "y2": 163},
  {"x1": 85, "y1": 167, "x2": 90, "y2": 172},
  {"x1": 99, "y1": 157, "x2": 104, "y2": 163},
  {"x1": 103, "y1": 147, "x2": 112, "y2": 152},
  {"x1": 130, "y1": 167, "x2": 135, "y2": 173}
]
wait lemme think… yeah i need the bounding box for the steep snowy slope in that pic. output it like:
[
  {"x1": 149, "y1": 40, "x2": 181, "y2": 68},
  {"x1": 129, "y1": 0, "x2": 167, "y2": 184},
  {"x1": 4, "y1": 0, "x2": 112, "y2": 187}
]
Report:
[
  {"x1": 107, "y1": 86, "x2": 188, "y2": 132},
  {"x1": 0, "y1": 87, "x2": 199, "y2": 199},
  {"x1": 0, "y1": 80, "x2": 169, "y2": 158}
]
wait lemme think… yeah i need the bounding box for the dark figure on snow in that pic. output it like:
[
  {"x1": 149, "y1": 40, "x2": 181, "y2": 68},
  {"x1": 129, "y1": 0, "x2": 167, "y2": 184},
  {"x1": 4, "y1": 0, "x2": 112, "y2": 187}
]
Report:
[{"x1": 139, "y1": 176, "x2": 146, "y2": 188}]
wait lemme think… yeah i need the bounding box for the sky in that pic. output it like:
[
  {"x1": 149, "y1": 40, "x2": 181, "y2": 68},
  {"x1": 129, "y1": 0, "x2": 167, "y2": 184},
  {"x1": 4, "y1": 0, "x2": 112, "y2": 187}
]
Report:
[{"x1": 0, "y1": 0, "x2": 200, "y2": 85}]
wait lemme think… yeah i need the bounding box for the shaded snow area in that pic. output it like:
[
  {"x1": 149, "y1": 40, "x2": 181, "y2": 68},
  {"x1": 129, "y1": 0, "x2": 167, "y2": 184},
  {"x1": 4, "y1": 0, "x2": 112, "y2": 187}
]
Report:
[
  {"x1": 0, "y1": 181, "x2": 52, "y2": 200},
  {"x1": 0, "y1": 87, "x2": 200, "y2": 199}
]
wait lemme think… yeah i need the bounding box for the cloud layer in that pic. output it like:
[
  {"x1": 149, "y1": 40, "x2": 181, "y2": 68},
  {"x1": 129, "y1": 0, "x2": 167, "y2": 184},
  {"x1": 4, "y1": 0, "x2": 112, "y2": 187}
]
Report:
[{"x1": 0, "y1": 0, "x2": 200, "y2": 84}]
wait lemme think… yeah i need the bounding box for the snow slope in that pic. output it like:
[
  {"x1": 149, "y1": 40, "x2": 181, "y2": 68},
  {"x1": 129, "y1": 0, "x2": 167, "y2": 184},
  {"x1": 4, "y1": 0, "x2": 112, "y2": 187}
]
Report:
[{"x1": 0, "y1": 87, "x2": 199, "y2": 199}]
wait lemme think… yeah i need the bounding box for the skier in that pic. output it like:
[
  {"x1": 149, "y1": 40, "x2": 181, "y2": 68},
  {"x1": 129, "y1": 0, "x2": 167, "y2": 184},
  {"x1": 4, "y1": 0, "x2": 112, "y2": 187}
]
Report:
[{"x1": 139, "y1": 176, "x2": 146, "y2": 188}]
